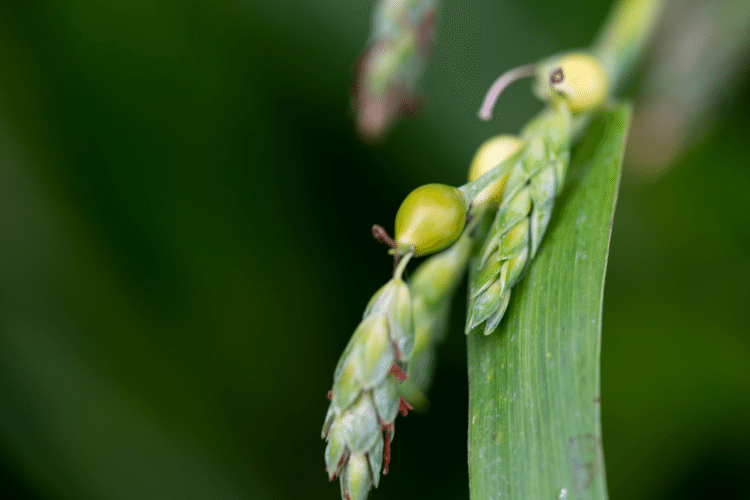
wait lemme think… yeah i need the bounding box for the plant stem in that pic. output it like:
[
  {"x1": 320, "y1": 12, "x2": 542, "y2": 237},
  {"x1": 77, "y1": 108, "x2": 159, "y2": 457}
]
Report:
[{"x1": 394, "y1": 251, "x2": 413, "y2": 280}]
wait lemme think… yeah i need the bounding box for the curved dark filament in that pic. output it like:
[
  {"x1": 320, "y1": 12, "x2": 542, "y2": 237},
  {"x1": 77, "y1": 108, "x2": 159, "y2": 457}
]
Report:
[{"x1": 372, "y1": 224, "x2": 402, "y2": 274}]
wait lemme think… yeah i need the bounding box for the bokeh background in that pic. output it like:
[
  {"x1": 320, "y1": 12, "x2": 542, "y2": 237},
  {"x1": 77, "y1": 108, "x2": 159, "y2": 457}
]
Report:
[{"x1": 1, "y1": 1, "x2": 749, "y2": 499}]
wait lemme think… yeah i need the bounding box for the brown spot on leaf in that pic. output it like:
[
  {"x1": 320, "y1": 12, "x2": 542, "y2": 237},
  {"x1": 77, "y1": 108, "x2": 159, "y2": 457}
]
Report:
[{"x1": 568, "y1": 434, "x2": 604, "y2": 495}]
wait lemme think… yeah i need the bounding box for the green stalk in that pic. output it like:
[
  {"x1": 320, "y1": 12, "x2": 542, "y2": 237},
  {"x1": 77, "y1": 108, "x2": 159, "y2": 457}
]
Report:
[{"x1": 594, "y1": 0, "x2": 666, "y2": 93}]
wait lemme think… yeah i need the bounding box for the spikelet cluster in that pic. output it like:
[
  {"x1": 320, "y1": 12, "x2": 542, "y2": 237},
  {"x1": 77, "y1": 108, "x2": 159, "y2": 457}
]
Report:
[
  {"x1": 323, "y1": 235, "x2": 473, "y2": 500},
  {"x1": 322, "y1": 275, "x2": 414, "y2": 500},
  {"x1": 467, "y1": 103, "x2": 573, "y2": 335}
]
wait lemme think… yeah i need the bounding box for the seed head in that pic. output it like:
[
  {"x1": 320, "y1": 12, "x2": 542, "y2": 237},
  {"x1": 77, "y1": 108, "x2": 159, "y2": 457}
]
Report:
[
  {"x1": 323, "y1": 275, "x2": 416, "y2": 499},
  {"x1": 467, "y1": 105, "x2": 572, "y2": 335}
]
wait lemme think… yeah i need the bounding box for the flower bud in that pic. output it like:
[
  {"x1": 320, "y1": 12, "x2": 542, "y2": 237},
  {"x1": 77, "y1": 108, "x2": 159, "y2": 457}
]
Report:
[
  {"x1": 353, "y1": 314, "x2": 395, "y2": 389},
  {"x1": 394, "y1": 184, "x2": 468, "y2": 257},
  {"x1": 324, "y1": 415, "x2": 347, "y2": 480},
  {"x1": 470, "y1": 280, "x2": 506, "y2": 327},
  {"x1": 346, "y1": 453, "x2": 373, "y2": 500},
  {"x1": 467, "y1": 135, "x2": 526, "y2": 207},
  {"x1": 364, "y1": 278, "x2": 414, "y2": 361}
]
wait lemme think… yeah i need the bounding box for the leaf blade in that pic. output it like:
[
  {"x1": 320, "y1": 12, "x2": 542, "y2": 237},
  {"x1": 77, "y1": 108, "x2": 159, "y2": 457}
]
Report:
[{"x1": 467, "y1": 105, "x2": 632, "y2": 500}]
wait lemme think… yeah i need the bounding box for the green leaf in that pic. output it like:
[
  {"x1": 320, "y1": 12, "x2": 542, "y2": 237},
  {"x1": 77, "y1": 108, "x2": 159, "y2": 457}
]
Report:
[{"x1": 467, "y1": 105, "x2": 631, "y2": 500}]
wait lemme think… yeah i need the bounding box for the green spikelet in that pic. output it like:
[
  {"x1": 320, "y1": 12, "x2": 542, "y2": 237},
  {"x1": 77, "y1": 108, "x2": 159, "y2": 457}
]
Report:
[
  {"x1": 467, "y1": 103, "x2": 572, "y2": 335},
  {"x1": 323, "y1": 268, "x2": 413, "y2": 499}
]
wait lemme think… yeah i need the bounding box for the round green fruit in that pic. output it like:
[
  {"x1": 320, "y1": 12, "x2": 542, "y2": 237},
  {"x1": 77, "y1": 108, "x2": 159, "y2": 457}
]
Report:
[
  {"x1": 394, "y1": 184, "x2": 467, "y2": 257},
  {"x1": 537, "y1": 52, "x2": 608, "y2": 113},
  {"x1": 467, "y1": 135, "x2": 525, "y2": 207}
]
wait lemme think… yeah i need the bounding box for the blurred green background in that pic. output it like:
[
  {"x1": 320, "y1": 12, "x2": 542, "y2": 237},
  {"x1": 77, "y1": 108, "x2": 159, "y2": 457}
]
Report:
[{"x1": 1, "y1": 1, "x2": 748, "y2": 499}]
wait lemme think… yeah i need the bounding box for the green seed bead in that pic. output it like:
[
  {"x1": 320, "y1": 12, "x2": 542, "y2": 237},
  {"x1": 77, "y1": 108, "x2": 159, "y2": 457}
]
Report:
[
  {"x1": 538, "y1": 52, "x2": 608, "y2": 114},
  {"x1": 467, "y1": 135, "x2": 526, "y2": 207},
  {"x1": 394, "y1": 184, "x2": 467, "y2": 257}
]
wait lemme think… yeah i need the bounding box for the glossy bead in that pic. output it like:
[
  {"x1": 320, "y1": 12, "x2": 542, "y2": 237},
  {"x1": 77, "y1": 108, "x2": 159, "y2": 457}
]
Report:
[
  {"x1": 394, "y1": 184, "x2": 467, "y2": 257},
  {"x1": 540, "y1": 53, "x2": 608, "y2": 113},
  {"x1": 467, "y1": 135, "x2": 526, "y2": 207}
]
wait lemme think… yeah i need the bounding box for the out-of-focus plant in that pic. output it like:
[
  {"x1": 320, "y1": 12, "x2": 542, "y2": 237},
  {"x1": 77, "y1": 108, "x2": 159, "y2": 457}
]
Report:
[
  {"x1": 626, "y1": 0, "x2": 750, "y2": 180},
  {"x1": 353, "y1": 0, "x2": 439, "y2": 141}
]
